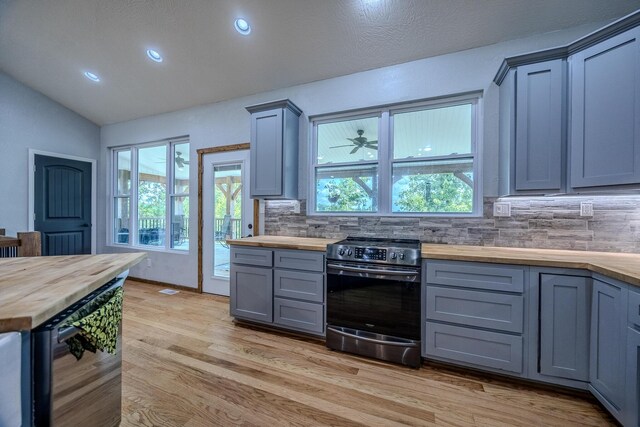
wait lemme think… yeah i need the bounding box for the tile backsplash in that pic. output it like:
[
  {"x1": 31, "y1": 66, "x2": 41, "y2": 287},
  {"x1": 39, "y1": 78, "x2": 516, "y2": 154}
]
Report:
[{"x1": 264, "y1": 196, "x2": 640, "y2": 253}]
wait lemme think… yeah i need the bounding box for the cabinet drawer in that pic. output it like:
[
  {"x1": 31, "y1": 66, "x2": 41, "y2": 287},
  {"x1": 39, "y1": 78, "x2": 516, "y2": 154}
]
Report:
[
  {"x1": 425, "y1": 261, "x2": 525, "y2": 293},
  {"x1": 274, "y1": 250, "x2": 324, "y2": 272},
  {"x1": 629, "y1": 289, "x2": 640, "y2": 328},
  {"x1": 425, "y1": 322, "x2": 523, "y2": 373},
  {"x1": 274, "y1": 298, "x2": 324, "y2": 334},
  {"x1": 230, "y1": 247, "x2": 273, "y2": 267},
  {"x1": 274, "y1": 269, "x2": 324, "y2": 303},
  {"x1": 426, "y1": 287, "x2": 524, "y2": 333}
]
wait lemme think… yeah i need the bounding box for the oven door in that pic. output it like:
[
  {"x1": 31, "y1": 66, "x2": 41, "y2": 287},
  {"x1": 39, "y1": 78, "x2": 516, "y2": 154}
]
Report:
[{"x1": 326, "y1": 261, "x2": 421, "y2": 340}]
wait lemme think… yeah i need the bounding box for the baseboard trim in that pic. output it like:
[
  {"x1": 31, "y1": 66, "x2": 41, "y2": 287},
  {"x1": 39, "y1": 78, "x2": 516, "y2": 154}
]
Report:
[{"x1": 127, "y1": 276, "x2": 199, "y2": 293}]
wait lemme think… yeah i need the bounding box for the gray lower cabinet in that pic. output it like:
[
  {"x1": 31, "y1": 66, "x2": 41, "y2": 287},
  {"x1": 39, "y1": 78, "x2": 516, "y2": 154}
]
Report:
[
  {"x1": 590, "y1": 277, "x2": 628, "y2": 421},
  {"x1": 423, "y1": 260, "x2": 527, "y2": 376},
  {"x1": 425, "y1": 323, "x2": 523, "y2": 373},
  {"x1": 274, "y1": 298, "x2": 324, "y2": 334},
  {"x1": 246, "y1": 99, "x2": 302, "y2": 199},
  {"x1": 230, "y1": 264, "x2": 273, "y2": 323},
  {"x1": 626, "y1": 325, "x2": 640, "y2": 427},
  {"x1": 230, "y1": 246, "x2": 325, "y2": 336},
  {"x1": 570, "y1": 27, "x2": 640, "y2": 189},
  {"x1": 538, "y1": 273, "x2": 591, "y2": 382}
]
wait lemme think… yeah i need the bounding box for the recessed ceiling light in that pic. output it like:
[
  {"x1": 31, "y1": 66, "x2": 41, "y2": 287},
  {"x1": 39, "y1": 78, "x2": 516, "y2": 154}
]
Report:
[
  {"x1": 83, "y1": 71, "x2": 100, "y2": 82},
  {"x1": 146, "y1": 49, "x2": 163, "y2": 63},
  {"x1": 234, "y1": 18, "x2": 251, "y2": 35}
]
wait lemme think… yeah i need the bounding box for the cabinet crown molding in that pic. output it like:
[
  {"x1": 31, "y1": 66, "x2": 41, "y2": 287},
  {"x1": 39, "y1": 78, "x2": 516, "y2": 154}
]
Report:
[{"x1": 494, "y1": 9, "x2": 640, "y2": 85}]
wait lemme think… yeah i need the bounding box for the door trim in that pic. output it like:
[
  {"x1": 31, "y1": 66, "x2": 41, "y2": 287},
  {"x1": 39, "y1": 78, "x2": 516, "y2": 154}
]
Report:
[
  {"x1": 197, "y1": 143, "x2": 259, "y2": 293},
  {"x1": 28, "y1": 149, "x2": 97, "y2": 254}
]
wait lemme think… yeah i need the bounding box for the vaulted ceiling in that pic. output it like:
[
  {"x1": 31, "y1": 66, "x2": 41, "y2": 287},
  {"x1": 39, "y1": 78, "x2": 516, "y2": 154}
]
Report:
[{"x1": 1, "y1": 0, "x2": 638, "y2": 125}]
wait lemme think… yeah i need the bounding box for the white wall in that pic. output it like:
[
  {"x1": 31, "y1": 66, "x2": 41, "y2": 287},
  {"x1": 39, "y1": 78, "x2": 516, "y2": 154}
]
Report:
[
  {"x1": 0, "y1": 72, "x2": 100, "y2": 237},
  {"x1": 99, "y1": 22, "x2": 603, "y2": 288}
]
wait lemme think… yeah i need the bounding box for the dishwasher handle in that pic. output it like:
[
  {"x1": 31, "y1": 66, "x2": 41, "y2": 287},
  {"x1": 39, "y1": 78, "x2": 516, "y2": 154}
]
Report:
[
  {"x1": 56, "y1": 276, "x2": 125, "y2": 343},
  {"x1": 57, "y1": 326, "x2": 81, "y2": 343}
]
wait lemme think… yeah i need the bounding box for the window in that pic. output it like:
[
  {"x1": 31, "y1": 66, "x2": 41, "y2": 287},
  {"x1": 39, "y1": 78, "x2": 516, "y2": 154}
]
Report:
[
  {"x1": 310, "y1": 95, "x2": 480, "y2": 216},
  {"x1": 112, "y1": 138, "x2": 190, "y2": 251}
]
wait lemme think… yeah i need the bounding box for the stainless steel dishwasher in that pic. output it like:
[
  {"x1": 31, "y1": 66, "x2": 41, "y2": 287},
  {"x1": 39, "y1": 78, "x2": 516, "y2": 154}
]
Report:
[{"x1": 32, "y1": 275, "x2": 125, "y2": 427}]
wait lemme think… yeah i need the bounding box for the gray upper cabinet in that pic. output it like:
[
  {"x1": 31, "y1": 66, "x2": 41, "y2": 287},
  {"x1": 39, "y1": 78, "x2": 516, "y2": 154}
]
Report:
[
  {"x1": 515, "y1": 60, "x2": 565, "y2": 191},
  {"x1": 498, "y1": 59, "x2": 565, "y2": 195},
  {"x1": 570, "y1": 27, "x2": 640, "y2": 189},
  {"x1": 590, "y1": 277, "x2": 627, "y2": 420},
  {"x1": 496, "y1": 13, "x2": 640, "y2": 195},
  {"x1": 246, "y1": 99, "x2": 302, "y2": 199}
]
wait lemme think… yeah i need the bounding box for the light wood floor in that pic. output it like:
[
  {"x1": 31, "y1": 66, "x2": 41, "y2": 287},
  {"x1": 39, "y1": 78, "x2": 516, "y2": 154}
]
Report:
[{"x1": 121, "y1": 281, "x2": 616, "y2": 426}]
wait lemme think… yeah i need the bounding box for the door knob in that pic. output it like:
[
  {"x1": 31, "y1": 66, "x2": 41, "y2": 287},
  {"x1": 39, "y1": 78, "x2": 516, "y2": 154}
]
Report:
[{"x1": 248, "y1": 224, "x2": 253, "y2": 229}]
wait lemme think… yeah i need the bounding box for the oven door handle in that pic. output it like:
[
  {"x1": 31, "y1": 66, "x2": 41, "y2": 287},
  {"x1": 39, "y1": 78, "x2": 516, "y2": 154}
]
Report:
[
  {"x1": 326, "y1": 263, "x2": 419, "y2": 276},
  {"x1": 327, "y1": 327, "x2": 419, "y2": 347}
]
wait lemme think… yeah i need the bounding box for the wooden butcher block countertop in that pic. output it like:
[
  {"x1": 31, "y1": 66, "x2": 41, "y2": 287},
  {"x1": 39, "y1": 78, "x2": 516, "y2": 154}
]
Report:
[
  {"x1": 226, "y1": 236, "x2": 340, "y2": 251},
  {"x1": 422, "y1": 244, "x2": 640, "y2": 287},
  {"x1": 0, "y1": 253, "x2": 146, "y2": 332},
  {"x1": 227, "y1": 236, "x2": 640, "y2": 286}
]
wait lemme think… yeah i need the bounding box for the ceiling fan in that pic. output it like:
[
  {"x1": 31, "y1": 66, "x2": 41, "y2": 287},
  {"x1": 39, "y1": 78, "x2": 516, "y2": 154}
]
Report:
[
  {"x1": 175, "y1": 152, "x2": 189, "y2": 169},
  {"x1": 330, "y1": 129, "x2": 378, "y2": 154}
]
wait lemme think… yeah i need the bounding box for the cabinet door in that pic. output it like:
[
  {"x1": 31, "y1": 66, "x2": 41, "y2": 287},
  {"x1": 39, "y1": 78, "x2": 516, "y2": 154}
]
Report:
[
  {"x1": 539, "y1": 274, "x2": 590, "y2": 381},
  {"x1": 626, "y1": 326, "x2": 640, "y2": 427},
  {"x1": 570, "y1": 27, "x2": 640, "y2": 188},
  {"x1": 590, "y1": 278, "x2": 627, "y2": 414},
  {"x1": 250, "y1": 108, "x2": 283, "y2": 197},
  {"x1": 515, "y1": 60, "x2": 564, "y2": 191},
  {"x1": 230, "y1": 265, "x2": 273, "y2": 323}
]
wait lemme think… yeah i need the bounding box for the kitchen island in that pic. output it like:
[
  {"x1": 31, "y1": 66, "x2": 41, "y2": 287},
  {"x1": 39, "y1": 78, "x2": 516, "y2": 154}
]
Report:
[{"x1": 0, "y1": 252, "x2": 145, "y2": 427}]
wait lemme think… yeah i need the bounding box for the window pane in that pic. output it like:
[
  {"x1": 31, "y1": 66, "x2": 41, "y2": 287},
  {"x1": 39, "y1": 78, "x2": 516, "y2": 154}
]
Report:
[
  {"x1": 393, "y1": 104, "x2": 472, "y2": 159},
  {"x1": 138, "y1": 145, "x2": 167, "y2": 247},
  {"x1": 174, "y1": 142, "x2": 189, "y2": 194},
  {"x1": 392, "y1": 159, "x2": 473, "y2": 213},
  {"x1": 315, "y1": 164, "x2": 378, "y2": 212},
  {"x1": 116, "y1": 150, "x2": 131, "y2": 195},
  {"x1": 316, "y1": 117, "x2": 378, "y2": 164},
  {"x1": 114, "y1": 197, "x2": 130, "y2": 244},
  {"x1": 171, "y1": 196, "x2": 189, "y2": 250}
]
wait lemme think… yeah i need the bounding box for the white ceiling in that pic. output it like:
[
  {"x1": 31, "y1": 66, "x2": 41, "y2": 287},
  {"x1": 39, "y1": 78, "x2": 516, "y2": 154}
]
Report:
[{"x1": 1, "y1": 0, "x2": 639, "y2": 126}]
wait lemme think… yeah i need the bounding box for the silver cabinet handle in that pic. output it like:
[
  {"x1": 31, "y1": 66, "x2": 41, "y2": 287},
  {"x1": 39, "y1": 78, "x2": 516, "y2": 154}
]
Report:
[
  {"x1": 327, "y1": 263, "x2": 419, "y2": 276},
  {"x1": 327, "y1": 327, "x2": 418, "y2": 347}
]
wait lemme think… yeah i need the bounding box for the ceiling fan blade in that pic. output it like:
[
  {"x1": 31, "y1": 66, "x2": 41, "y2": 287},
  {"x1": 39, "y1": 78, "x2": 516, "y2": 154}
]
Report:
[
  {"x1": 346, "y1": 138, "x2": 359, "y2": 144},
  {"x1": 366, "y1": 140, "x2": 378, "y2": 145},
  {"x1": 330, "y1": 144, "x2": 354, "y2": 149},
  {"x1": 184, "y1": 160, "x2": 190, "y2": 164},
  {"x1": 350, "y1": 146, "x2": 360, "y2": 154},
  {"x1": 368, "y1": 145, "x2": 378, "y2": 150}
]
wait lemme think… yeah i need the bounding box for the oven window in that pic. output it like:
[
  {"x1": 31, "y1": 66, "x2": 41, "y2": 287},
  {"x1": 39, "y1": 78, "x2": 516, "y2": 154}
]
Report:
[{"x1": 326, "y1": 273, "x2": 420, "y2": 340}]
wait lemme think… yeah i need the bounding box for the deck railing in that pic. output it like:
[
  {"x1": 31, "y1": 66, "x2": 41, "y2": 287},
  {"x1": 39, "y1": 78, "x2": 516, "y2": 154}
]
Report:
[{"x1": 214, "y1": 218, "x2": 242, "y2": 239}]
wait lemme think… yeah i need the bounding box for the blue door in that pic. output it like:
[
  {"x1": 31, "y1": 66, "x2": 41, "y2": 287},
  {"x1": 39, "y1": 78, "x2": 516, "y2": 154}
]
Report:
[{"x1": 34, "y1": 155, "x2": 92, "y2": 255}]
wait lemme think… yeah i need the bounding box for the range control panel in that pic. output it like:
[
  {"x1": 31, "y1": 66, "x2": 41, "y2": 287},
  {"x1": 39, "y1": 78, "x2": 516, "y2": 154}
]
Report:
[{"x1": 354, "y1": 247, "x2": 386, "y2": 261}]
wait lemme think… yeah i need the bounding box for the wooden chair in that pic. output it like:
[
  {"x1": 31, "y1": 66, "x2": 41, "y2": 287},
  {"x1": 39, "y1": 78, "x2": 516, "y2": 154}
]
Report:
[{"x1": 0, "y1": 229, "x2": 42, "y2": 257}]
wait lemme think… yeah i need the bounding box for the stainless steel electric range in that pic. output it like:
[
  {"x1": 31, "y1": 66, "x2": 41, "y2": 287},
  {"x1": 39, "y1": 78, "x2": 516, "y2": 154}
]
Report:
[{"x1": 325, "y1": 237, "x2": 422, "y2": 368}]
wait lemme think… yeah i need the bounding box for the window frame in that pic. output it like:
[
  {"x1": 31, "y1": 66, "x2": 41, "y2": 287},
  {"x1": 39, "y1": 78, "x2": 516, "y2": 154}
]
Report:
[
  {"x1": 308, "y1": 94, "x2": 482, "y2": 217},
  {"x1": 109, "y1": 137, "x2": 190, "y2": 253}
]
